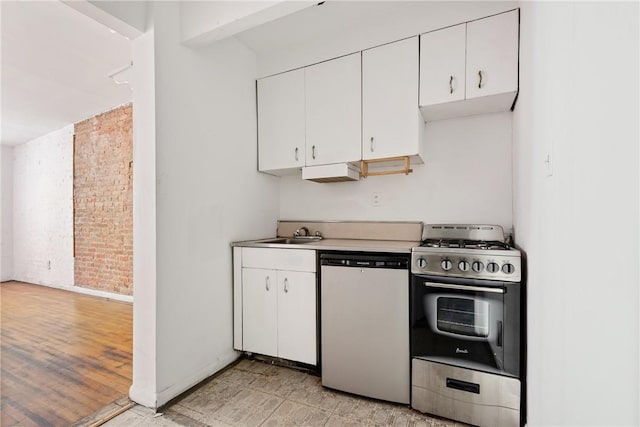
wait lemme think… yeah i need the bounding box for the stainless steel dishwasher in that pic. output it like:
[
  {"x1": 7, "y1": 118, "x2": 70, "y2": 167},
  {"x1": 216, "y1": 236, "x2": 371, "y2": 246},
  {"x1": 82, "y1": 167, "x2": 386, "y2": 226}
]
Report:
[{"x1": 320, "y1": 252, "x2": 410, "y2": 404}]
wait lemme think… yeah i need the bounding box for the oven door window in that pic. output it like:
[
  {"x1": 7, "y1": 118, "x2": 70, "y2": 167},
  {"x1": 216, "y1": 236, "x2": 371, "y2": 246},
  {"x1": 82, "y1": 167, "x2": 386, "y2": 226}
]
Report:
[
  {"x1": 436, "y1": 297, "x2": 489, "y2": 338},
  {"x1": 424, "y1": 292, "x2": 501, "y2": 343}
]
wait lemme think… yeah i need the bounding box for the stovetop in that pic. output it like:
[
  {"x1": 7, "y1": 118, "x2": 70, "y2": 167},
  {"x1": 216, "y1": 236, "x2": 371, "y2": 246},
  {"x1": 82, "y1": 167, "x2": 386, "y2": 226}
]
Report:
[
  {"x1": 412, "y1": 224, "x2": 521, "y2": 282},
  {"x1": 420, "y1": 239, "x2": 511, "y2": 250}
]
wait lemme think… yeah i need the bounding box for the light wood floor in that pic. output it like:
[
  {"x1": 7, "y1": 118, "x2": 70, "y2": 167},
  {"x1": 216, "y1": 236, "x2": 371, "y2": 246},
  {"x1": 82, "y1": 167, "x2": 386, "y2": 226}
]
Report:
[{"x1": 0, "y1": 281, "x2": 133, "y2": 426}]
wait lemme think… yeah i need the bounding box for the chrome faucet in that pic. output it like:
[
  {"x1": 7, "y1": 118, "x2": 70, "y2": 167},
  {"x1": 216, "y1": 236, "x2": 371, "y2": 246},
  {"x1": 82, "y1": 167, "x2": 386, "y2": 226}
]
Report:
[{"x1": 294, "y1": 226, "x2": 310, "y2": 237}]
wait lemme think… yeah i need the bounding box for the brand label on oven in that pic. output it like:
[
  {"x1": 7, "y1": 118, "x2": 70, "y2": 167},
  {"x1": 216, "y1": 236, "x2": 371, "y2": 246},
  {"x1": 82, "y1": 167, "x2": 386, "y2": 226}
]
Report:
[{"x1": 456, "y1": 347, "x2": 469, "y2": 354}]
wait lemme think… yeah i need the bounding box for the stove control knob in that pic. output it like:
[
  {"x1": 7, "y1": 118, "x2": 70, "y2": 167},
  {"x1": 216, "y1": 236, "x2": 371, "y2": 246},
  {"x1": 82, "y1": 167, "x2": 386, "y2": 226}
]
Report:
[
  {"x1": 441, "y1": 259, "x2": 453, "y2": 271},
  {"x1": 502, "y1": 263, "x2": 515, "y2": 274},
  {"x1": 472, "y1": 261, "x2": 484, "y2": 272},
  {"x1": 458, "y1": 260, "x2": 470, "y2": 272},
  {"x1": 487, "y1": 262, "x2": 500, "y2": 273},
  {"x1": 416, "y1": 257, "x2": 427, "y2": 268}
]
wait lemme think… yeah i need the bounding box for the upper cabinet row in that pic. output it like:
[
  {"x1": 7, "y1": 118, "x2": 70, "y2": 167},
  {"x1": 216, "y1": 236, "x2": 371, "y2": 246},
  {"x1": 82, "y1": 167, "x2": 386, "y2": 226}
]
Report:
[
  {"x1": 257, "y1": 9, "x2": 519, "y2": 176},
  {"x1": 258, "y1": 36, "x2": 421, "y2": 175}
]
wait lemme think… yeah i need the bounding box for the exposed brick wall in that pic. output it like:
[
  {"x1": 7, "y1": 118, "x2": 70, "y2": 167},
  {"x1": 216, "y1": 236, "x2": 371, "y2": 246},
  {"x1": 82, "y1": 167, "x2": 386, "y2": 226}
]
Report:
[{"x1": 74, "y1": 104, "x2": 133, "y2": 295}]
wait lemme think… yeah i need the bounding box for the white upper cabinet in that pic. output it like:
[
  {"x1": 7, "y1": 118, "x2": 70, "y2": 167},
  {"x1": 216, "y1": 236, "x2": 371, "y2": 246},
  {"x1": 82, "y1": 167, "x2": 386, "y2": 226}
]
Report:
[
  {"x1": 362, "y1": 37, "x2": 423, "y2": 162},
  {"x1": 305, "y1": 53, "x2": 362, "y2": 166},
  {"x1": 466, "y1": 10, "x2": 519, "y2": 99},
  {"x1": 419, "y1": 24, "x2": 466, "y2": 106},
  {"x1": 420, "y1": 9, "x2": 519, "y2": 121},
  {"x1": 257, "y1": 69, "x2": 305, "y2": 174}
]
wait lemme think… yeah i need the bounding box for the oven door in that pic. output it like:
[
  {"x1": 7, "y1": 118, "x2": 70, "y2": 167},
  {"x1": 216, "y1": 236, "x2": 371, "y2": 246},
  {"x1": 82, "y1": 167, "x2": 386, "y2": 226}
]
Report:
[{"x1": 411, "y1": 275, "x2": 507, "y2": 374}]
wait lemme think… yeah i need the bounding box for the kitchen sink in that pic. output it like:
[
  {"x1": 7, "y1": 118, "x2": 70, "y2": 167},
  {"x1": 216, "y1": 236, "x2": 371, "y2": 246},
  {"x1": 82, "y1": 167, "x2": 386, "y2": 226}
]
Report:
[{"x1": 261, "y1": 237, "x2": 322, "y2": 245}]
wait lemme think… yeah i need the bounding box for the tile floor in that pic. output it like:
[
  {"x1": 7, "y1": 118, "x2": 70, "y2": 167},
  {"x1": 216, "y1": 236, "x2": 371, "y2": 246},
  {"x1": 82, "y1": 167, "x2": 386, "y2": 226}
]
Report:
[{"x1": 84, "y1": 358, "x2": 466, "y2": 427}]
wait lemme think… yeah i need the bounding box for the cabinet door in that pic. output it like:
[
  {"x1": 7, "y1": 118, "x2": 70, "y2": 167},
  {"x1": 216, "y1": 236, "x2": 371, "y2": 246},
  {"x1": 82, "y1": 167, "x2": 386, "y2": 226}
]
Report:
[
  {"x1": 419, "y1": 24, "x2": 466, "y2": 106},
  {"x1": 466, "y1": 10, "x2": 519, "y2": 99},
  {"x1": 277, "y1": 271, "x2": 316, "y2": 365},
  {"x1": 363, "y1": 37, "x2": 420, "y2": 160},
  {"x1": 257, "y1": 69, "x2": 305, "y2": 173},
  {"x1": 242, "y1": 268, "x2": 278, "y2": 357},
  {"x1": 305, "y1": 53, "x2": 362, "y2": 166}
]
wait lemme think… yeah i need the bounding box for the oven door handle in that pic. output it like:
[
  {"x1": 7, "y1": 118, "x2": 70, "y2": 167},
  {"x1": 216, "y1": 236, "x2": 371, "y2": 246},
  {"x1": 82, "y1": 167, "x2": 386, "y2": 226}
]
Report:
[{"x1": 423, "y1": 282, "x2": 504, "y2": 294}]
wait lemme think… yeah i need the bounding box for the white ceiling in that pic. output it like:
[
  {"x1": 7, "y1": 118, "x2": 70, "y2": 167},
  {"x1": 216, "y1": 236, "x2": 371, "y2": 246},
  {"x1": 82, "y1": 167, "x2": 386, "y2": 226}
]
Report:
[
  {"x1": 1, "y1": 1, "x2": 132, "y2": 146},
  {"x1": 235, "y1": 1, "x2": 414, "y2": 55}
]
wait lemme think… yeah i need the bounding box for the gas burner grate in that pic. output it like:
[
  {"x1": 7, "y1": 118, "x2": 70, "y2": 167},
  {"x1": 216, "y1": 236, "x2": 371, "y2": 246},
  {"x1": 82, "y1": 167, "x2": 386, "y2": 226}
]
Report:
[{"x1": 420, "y1": 239, "x2": 510, "y2": 250}]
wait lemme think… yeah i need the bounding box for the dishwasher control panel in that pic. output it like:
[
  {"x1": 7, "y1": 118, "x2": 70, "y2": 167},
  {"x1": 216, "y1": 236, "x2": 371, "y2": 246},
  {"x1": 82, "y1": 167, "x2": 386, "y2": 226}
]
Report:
[{"x1": 320, "y1": 253, "x2": 409, "y2": 269}]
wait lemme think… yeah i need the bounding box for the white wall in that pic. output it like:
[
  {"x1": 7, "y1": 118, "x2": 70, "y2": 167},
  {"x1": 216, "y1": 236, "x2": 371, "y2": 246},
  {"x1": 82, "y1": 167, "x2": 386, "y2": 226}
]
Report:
[
  {"x1": 12, "y1": 125, "x2": 74, "y2": 287},
  {"x1": 130, "y1": 1, "x2": 280, "y2": 407},
  {"x1": 1, "y1": 145, "x2": 14, "y2": 281},
  {"x1": 280, "y1": 112, "x2": 513, "y2": 230},
  {"x1": 513, "y1": 2, "x2": 639, "y2": 426}
]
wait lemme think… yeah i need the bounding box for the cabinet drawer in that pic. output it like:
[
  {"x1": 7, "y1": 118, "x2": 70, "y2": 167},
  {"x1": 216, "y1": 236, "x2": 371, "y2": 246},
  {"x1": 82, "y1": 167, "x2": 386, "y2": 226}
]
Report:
[
  {"x1": 411, "y1": 358, "x2": 520, "y2": 409},
  {"x1": 412, "y1": 385, "x2": 519, "y2": 427},
  {"x1": 242, "y1": 247, "x2": 316, "y2": 272}
]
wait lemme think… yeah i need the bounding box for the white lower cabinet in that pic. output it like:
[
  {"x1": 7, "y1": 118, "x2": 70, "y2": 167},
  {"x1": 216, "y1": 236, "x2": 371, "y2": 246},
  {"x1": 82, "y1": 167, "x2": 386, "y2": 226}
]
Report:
[
  {"x1": 242, "y1": 268, "x2": 278, "y2": 358},
  {"x1": 235, "y1": 248, "x2": 317, "y2": 366},
  {"x1": 277, "y1": 271, "x2": 316, "y2": 365}
]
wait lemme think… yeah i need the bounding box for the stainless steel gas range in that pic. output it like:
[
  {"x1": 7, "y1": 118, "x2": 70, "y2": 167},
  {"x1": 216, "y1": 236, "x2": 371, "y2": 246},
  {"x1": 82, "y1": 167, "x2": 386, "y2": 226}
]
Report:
[{"x1": 410, "y1": 224, "x2": 524, "y2": 427}]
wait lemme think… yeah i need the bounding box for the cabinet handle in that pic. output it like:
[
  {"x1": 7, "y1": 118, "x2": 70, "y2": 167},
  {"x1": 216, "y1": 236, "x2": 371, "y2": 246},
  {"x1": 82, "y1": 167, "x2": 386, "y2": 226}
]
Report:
[
  {"x1": 312, "y1": 145, "x2": 316, "y2": 160},
  {"x1": 295, "y1": 147, "x2": 299, "y2": 161},
  {"x1": 478, "y1": 70, "x2": 483, "y2": 89},
  {"x1": 449, "y1": 75, "x2": 454, "y2": 94},
  {"x1": 370, "y1": 137, "x2": 374, "y2": 152},
  {"x1": 284, "y1": 277, "x2": 289, "y2": 293},
  {"x1": 265, "y1": 276, "x2": 270, "y2": 291}
]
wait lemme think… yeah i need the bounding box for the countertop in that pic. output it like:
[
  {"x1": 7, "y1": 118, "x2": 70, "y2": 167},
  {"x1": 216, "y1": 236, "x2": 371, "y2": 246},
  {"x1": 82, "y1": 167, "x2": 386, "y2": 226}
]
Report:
[{"x1": 231, "y1": 237, "x2": 419, "y2": 253}]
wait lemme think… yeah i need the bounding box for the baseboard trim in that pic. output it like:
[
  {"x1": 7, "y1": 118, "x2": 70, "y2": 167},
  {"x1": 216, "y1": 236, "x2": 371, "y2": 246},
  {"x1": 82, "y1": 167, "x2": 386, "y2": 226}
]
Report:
[{"x1": 10, "y1": 281, "x2": 133, "y2": 303}]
